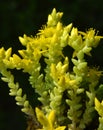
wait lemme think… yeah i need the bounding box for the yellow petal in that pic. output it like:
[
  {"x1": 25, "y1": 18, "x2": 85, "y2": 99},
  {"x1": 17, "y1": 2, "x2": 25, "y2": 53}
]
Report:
[
  {"x1": 55, "y1": 126, "x2": 66, "y2": 130},
  {"x1": 35, "y1": 108, "x2": 49, "y2": 127},
  {"x1": 48, "y1": 110, "x2": 55, "y2": 125}
]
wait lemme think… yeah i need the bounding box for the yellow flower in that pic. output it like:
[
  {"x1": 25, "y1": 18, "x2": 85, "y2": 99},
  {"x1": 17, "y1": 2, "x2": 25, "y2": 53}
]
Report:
[
  {"x1": 35, "y1": 107, "x2": 66, "y2": 130},
  {"x1": 95, "y1": 98, "x2": 103, "y2": 117}
]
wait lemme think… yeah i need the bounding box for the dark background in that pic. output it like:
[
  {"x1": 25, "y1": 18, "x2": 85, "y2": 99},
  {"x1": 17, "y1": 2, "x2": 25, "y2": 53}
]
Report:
[{"x1": 0, "y1": 0, "x2": 103, "y2": 130}]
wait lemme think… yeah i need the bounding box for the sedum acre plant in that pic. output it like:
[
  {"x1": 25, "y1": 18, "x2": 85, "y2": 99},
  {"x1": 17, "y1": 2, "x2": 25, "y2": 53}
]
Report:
[{"x1": 0, "y1": 8, "x2": 103, "y2": 130}]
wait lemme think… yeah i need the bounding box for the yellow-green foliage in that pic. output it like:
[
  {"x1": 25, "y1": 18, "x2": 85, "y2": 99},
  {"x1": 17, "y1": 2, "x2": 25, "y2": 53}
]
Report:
[{"x1": 0, "y1": 8, "x2": 103, "y2": 130}]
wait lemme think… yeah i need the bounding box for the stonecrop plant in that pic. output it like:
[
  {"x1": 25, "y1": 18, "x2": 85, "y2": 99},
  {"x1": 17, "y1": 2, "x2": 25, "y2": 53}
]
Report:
[{"x1": 0, "y1": 8, "x2": 103, "y2": 130}]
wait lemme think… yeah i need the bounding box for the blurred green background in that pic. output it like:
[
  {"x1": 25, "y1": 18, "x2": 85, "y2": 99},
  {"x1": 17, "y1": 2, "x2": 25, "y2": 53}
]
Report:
[{"x1": 0, "y1": 0, "x2": 103, "y2": 130}]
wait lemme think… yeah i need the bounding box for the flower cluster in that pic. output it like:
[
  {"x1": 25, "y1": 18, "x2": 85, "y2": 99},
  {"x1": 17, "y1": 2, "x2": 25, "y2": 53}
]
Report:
[{"x1": 0, "y1": 8, "x2": 103, "y2": 130}]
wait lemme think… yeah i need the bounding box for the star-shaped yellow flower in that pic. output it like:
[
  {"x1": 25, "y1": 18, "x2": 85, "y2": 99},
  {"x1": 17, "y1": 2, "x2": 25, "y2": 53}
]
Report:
[{"x1": 35, "y1": 107, "x2": 66, "y2": 130}]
